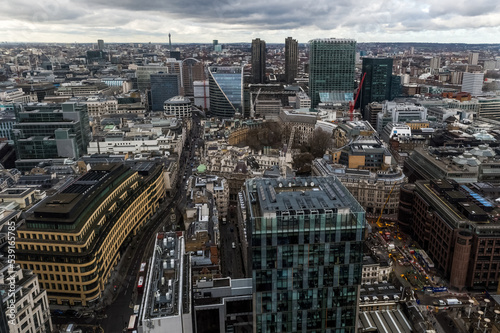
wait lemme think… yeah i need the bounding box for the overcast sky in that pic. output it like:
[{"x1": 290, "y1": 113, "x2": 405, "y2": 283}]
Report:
[{"x1": 1, "y1": 0, "x2": 500, "y2": 44}]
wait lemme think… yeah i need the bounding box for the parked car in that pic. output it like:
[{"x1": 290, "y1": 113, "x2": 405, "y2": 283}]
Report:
[
  {"x1": 51, "y1": 309, "x2": 64, "y2": 316},
  {"x1": 65, "y1": 310, "x2": 81, "y2": 318}
]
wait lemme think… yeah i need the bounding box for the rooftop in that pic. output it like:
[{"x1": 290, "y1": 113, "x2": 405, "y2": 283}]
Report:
[
  {"x1": 165, "y1": 96, "x2": 191, "y2": 104},
  {"x1": 25, "y1": 163, "x2": 131, "y2": 227},
  {"x1": 246, "y1": 176, "x2": 364, "y2": 219}
]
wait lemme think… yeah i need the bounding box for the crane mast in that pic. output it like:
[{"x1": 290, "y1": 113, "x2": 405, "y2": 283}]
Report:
[{"x1": 349, "y1": 72, "x2": 367, "y2": 121}]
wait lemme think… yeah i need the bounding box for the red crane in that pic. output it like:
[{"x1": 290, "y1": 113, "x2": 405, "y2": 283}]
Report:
[{"x1": 349, "y1": 72, "x2": 367, "y2": 121}]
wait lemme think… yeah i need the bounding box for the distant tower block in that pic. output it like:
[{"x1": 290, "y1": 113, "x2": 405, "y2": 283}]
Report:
[
  {"x1": 97, "y1": 39, "x2": 104, "y2": 50},
  {"x1": 169, "y1": 33, "x2": 172, "y2": 51},
  {"x1": 285, "y1": 37, "x2": 298, "y2": 84}
]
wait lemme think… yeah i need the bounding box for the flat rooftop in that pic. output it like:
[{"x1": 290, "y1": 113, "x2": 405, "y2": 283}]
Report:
[
  {"x1": 246, "y1": 176, "x2": 364, "y2": 219},
  {"x1": 27, "y1": 163, "x2": 130, "y2": 226}
]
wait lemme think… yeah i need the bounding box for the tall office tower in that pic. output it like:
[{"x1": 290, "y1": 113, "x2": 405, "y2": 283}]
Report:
[
  {"x1": 12, "y1": 102, "x2": 91, "y2": 171},
  {"x1": 208, "y1": 66, "x2": 243, "y2": 118},
  {"x1": 97, "y1": 39, "x2": 104, "y2": 50},
  {"x1": 244, "y1": 176, "x2": 365, "y2": 333},
  {"x1": 285, "y1": 37, "x2": 298, "y2": 84},
  {"x1": 194, "y1": 80, "x2": 210, "y2": 110},
  {"x1": 359, "y1": 57, "x2": 394, "y2": 119},
  {"x1": 461, "y1": 72, "x2": 484, "y2": 96},
  {"x1": 136, "y1": 65, "x2": 170, "y2": 91},
  {"x1": 309, "y1": 38, "x2": 356, "y2": 108},
  {"x1": 166, "y1": 59, "x2": 184, "y2": 89},
  {"x1": 150, "y1": 73, "x2": 180, "y2": 111},
  {"x1": 213, "y1": 40, "x2": 218, "y2": 49},
  {"x1": 15, "y1": 163, "x2": 165, "y2": 306},
  {"x1": 252, "y1": 38, "x2": 267, "y2": 84},
  {"x1": 468, "y1": 52, "x2": 479, "y2": 65},
  {"x1": 1, "y1": 262, "x2": 53, "y2": 332},
  {"x1": 429, "y1": 56, "x2": 440, "y2": 74},
  {"x1": 182, "y1": 58, "x2": 205, "y2": 97}
]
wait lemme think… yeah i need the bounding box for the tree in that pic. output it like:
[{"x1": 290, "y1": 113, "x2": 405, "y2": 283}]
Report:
[
  {"x1": 298, "y1": 128, "x2": 333, "y2": 158},
  {"x1": 244, "y1": 122, "x2": 283, "y2": 151},
  {"x1": 310, "y1": 128, "x2": 333, "y2": 158},
  {"x1": 293, "y1": 152, "x2": 314, "y2": 175}
]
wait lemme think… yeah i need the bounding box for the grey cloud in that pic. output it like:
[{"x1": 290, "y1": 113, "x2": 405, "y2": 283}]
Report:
[{"x1": 2, "y1": 0, "x2": 500, "y2": 40}]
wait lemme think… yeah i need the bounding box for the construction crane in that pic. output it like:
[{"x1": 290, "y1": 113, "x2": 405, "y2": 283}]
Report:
[
  {"x1": 349, "y1": 72, "x2": 367, "y2": 121},
  {"x1": 250, "y1": 88, "x2": 261, "y2": 118},
  {"x1": 376, "y1": 182, "x2": 398, "y2": 228}
]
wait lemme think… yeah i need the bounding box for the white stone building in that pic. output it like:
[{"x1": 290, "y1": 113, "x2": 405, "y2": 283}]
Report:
[
  {"x1": 362, "y1": 256, "x2": 392, "y2": 285},
  {"x1": 461, "y1": 72, "x2": 484, "y2": 96},
  {"x1": 164, "y1": 96, "x2": 192, "y2": 118},
  {"x1": 0, "y1": 262, "x2": 53, "y2": 333}
]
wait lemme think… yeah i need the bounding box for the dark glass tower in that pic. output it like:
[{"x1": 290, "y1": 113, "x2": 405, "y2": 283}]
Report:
[
  {"x1": 285, "y1": 37, "x2": 298, "y2": 84},
  {"x1": 245, "y1": 176, "x2": 365, "y2": 333},
  {"x1": 359, "y1": 58, "x2": 394, "y2": 119},
  {"x1": 150, "y1": 72, "x2": 180, "y2": 111},
  {"x1": 208, "y1": 66, "x2": 243, "y2": 118},
  {"x1": 252, "y1": 38, "x2": 267, "y2": 84},
  {"x1": 309, "y1": 38, "x2": 356, "y2": 108}
]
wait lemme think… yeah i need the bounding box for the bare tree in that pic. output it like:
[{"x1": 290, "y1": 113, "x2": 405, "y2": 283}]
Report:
[
  {"x1": 293, "y1": 152, "x2": 314, "y2": 175},
  {"x1": 299, "y1": 128, "x2": 333, "y2": 158}
]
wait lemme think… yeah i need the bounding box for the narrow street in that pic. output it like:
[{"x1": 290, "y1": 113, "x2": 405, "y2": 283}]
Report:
[
  {"x1": 219, "y1": 219, "x2": 245, "y2": 279},
  {"x1": 52, "y1": 116, "x2": 202, "y2": 332}
]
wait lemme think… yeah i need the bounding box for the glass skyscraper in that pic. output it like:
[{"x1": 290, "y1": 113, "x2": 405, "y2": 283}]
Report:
[
  {"x1": 136, "y1": 65, "x2": 169, "y2": 91},
  {"x1": 12, "y1": 102, "x2": 91, "y2": 171},
  {"x1": 359, "y1": 58, "x2": 395, "y2": 119},
  {"x1": 150, "y1": 72, "x2": 180, "y2": 111},
  {"x1": 244, "y1": 176, "x2": 365, "y2": 333},
  {"x1": 208, "y1": 66, "x2": 243, "y2": 118},
  {"x1": 308, "y1": 38, "x2": 356, "y2": 109}
]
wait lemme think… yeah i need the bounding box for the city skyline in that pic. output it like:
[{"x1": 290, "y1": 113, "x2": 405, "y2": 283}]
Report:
[{"x1": 1, "y1": 0, "x2": 500, "y2": 44}]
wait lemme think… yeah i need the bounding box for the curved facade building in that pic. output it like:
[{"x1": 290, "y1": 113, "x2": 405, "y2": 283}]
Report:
[
  {"x1": 16, "y1": 163, "x2": 165, "y2": 306},
  {"x1": 412, "y1": 179, "x2": 500, "y2": 290},
  {"x1": 208, "y1": 66, "x2": 243, "y2": 118},
  {"x1": 164, "y1": 95, "x2": 192, "y2": 118},
  {"x1": 450, "y1": 230, "x2": 473, "y2": 291}
]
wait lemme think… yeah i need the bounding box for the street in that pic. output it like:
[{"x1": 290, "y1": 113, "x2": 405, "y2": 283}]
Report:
[
  {"x1": 219, "y1": 219, "x2": 245, "y2": 279},
  {"x1": 51, "y1": 114, "x2": 202, "y2": 332}
]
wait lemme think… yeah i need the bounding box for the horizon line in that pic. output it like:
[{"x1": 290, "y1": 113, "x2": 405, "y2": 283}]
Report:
[{"x1": 1, "y1": 41, "x2": 500, "y2": 46}]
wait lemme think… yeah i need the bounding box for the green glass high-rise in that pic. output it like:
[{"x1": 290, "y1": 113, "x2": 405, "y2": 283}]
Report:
[
  {"x1": 308, "y1": 39, "x2": 356, "y2": 108},
  {"x1": 359, "y1": 58, "x2": 398, "y2": 119},
  {"x1": 244, "y1": 176, "x2": 365, "y2": 333}
]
